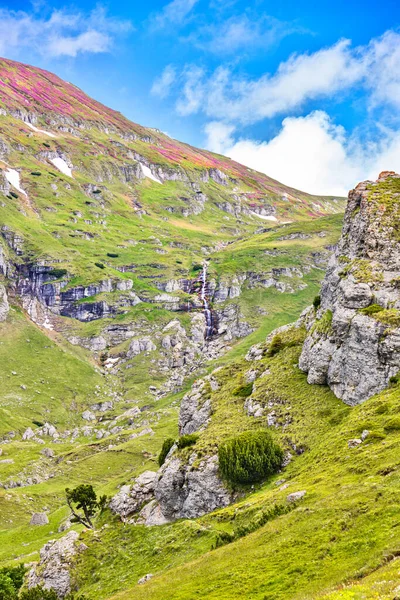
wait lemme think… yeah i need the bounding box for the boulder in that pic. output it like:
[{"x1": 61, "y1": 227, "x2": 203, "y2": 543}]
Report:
[
  {"x1": 30, "y1": 512, "x2": 49, "y2": 526},
  {"x1": 287, "y1": 491, "x2": 306, "y2": 503}
]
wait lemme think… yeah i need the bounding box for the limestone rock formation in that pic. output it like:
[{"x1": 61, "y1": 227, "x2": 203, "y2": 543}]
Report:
[
  {"x1": 152, "y1": 454, "x2": 232, "y2": 521},
  {"x1": 299, "y1": 172, "x2": 400, "y2": 404},
  {"x1": 109, "y1": 470, "x2": 157, "y2": 521},
  {"x1": 27, "y1": 531, "x2": 85, "y2": 598},
  {"x1": 0, "y1": 283, "x2": 9, "y2": 321}
]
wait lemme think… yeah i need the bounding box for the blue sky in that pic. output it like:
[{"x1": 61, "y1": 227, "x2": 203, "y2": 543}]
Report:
[{"x1": 1, "y1": 0, "x2": 400, "y2": 195}]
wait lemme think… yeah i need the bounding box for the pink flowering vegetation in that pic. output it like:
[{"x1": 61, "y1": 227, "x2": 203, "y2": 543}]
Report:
[{"x1": 0, "y1": 57, "x2": 344, "y2": 225}]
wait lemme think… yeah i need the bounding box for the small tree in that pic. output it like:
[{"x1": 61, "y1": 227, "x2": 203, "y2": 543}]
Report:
[{"x1": 65, "y1": 485, "x2": 107, "y2": 529}]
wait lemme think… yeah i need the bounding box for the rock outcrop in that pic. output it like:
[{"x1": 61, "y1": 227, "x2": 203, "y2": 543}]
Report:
[
  {"x1": 0, "y1": 283, "x2": 9, "y2": 321},
  {"x1": 152, "y1": 454, "x2": 232, "y2": 521},
  {"x1": 27, "y1": 531, "x2": 85, "y2": 598},
  {"x1": 299, "y1": 172, "x2": 400, "y2": 404},
  {"x1": 109, "y1": 470, "x2": 157, "y2": 521}
]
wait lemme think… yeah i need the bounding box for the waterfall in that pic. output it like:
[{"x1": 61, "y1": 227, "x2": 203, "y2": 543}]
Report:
[{"x1": 200, "y1": 262, "x2": 213, "y2": 339}]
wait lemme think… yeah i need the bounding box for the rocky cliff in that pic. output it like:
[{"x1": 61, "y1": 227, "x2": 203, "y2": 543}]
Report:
[{"x1": 299, "y1": 172, "x2": 400, "y2": 404}]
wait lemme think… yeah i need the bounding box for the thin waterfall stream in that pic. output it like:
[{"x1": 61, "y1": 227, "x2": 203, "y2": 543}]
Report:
[{"x1": 200, "y1": 261, "x2": 213, "y2": 339}]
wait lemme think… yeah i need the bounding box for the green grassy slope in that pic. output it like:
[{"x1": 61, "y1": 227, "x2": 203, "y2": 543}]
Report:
[{"x1": 67, "y1": 325, "x2": 400, "y2": 600}]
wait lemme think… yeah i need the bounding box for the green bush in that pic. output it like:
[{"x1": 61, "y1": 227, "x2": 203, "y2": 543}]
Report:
[
  {"x1": 95, "y1": 262, "x2": 105, "y2": 269},
  {"x1": 158, "y1": 437, "x2": 175, "y2": 466},
  {"x1": 389, "y1": 373, "x2": 399, "y2": 386},
  {"x1": 49, "y1": 268, "x2": 67, "y2": 279},
  {"x1": 176, "y1": 433, "x2": 199, "y2": 449},
  {"x1": 0, "y1": 564, "x2": 25, "y2": 592},
  {"x1": 9, "y1": 191, "x2": 18, "y2": 199},
  {"x1": 192, "y1": 264, "x2": 203, "y2": 272},
  {"x1": 267, "y1": 335, "x2": 283, "y2": 357},
  {"x1": 30, "y1": 171, "x2": 41, "y2": 176},
  {"x1": 219, "y1": 430, "x2": 284, "y2": 485},
  {"x1": 0, "y1": 573, "x2": 16, "y2": 600},
  {"x1": 43, "y1": 142, "x2": 51, "y2": 148},
  {"x1": 107, "y1": 253, "x2": 119, "y2": 258},
  {"x1": 233, "y1": 383, "x2": 253, "y2": 398},
  {"x1": 313, "y1": 295, "x2": 321, "y2": 309}
]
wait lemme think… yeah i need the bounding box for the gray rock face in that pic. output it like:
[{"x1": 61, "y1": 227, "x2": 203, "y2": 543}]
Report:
[
  {"x1": 109, "y1": 471, "x2": 157, "y2": 520},
  {"x1": 153, "y1": 455, "x2": 232, "y2": 521},
  {"x1": 0, "y1": 283, "x2": 9, "y2": 321},
  {"x1": 27, "y1": 531, "x2": 84, "y2": 598},
  {"x1": 179, "y1": 378, "x2": 212, "y2": 435},
  {"x1": 299, "y1": 173, "x2": 400, "y2": 405}
]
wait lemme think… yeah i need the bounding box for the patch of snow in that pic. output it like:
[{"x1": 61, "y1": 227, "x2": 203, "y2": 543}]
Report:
[
  {"x1": 140, "y1": 163, "x2": 162, "y2": 184},
  {"x1": 50, "y1": 157, "x2": 72, "y2": 178},
  {"x1": 4, "y1": 168, "x2": 27, "y2": 196},
  {"x1": 250, "y1": 211, "x2": 278, "y2": 221},
  {"x1": 26, "y1": 122, "x2": 57, "y2": 138}
]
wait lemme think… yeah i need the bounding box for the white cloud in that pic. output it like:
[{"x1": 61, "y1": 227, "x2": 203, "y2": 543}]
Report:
[
  {"x1": 151, "y1": 65, "x2": 177, "y2": 99},
  {"x1": 184, "y1": 14, "x2": 306, "y2": 55},
  {"x1": 48, "y1": 30, "x2": 111, "y2": 58},
  {"x1": 0, "y1": 6, "x2": 132, "y2": 58},
  {"x1": 169, "y1": 30, "x2": 400, "y2": 124},
  {"x1": 204, "y1": 121, "x2": 235, "y2": 154},
  {"x1": 206, "y1": 112, "x2": 400, "y2": 196},
  {"x1": 176, "y1": 65, "x2": 205, "y2": 116},
  {"x1": 150, "y1": 0, "x2": 199, "y2": 31}
]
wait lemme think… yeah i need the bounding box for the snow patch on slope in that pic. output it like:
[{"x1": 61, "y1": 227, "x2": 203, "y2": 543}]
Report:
[
  {"x1": 140, "y1": 163, "x2": 162, "y2": 184},
  {"x1": 50, "y1": 157, "x2": 72, "y2": 177},
  {"x1": 5, "y1": 168, "x2": 27, "y2": 196},
  {"x1": 250, "y1": 211, "x2": 278, "y2": 221},
  {"x1": 27, "y1": 122, "x2": 57, "y2": 138}
]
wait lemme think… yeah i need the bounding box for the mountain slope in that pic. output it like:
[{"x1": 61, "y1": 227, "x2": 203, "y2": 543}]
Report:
[{"x1": 0, "y1": 59, "x2": 382, "y2": 600}]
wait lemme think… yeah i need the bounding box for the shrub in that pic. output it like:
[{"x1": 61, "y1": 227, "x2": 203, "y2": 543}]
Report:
[
  {"x1": 218, "y1": 430, "x2": 283, "y2": 485},
  {"x1": 390, "y1": 373, "x2": 400, "y2": 386},
  {"x1": 0, "y1": 564, "x2": 25, "y2": 592},
  {"x1": 158, "y1": 437, "x2": 175, "y2": 466},
  {"x1": 30, "y1": 171, "x2": 41, "y2": 176},
  {"x1": 95, "y1": 262, "x2": 105, "y2": 269},
  {"x1": 92, "y1": 189, "x2": 101, "y2": 194},
  {"x1": 192, "y1": 264, "x2": 203, "y2": 272},
  {"x1": 267, "y1": 335, "x2": 283, "y2": 357},
  {"x1": 177, "y1": 433, "x2": 199, "y2": 449},
  {"x1": 107, "y1": 253, "x2": 119, "y2": 258},
  {"x1": 49, "y1": 268, "x2": 67, "y2": 279},
  {"x1": 43, "y1": 142, "x2": 51, "y2": 148},
  {"x1": 313, "y1": 295, "x2": 321, "y2": 309},
  {"x1": 0, "y1": 573, "x2": 16, "y2": 600},
  {"x1": 9, "y1": 191, "x2": 18, "y2": 199},
  {"x1": 233, "y1": 383, "x2": 253, "y2": 398}
]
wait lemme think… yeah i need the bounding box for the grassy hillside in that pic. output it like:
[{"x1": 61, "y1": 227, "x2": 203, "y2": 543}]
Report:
[
  {"x1": 0, "y1": 57, "x2": 360, "y2": 600},
  {"x1": 70, "y1": 326, "x2": 400, "y2": 600}
]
